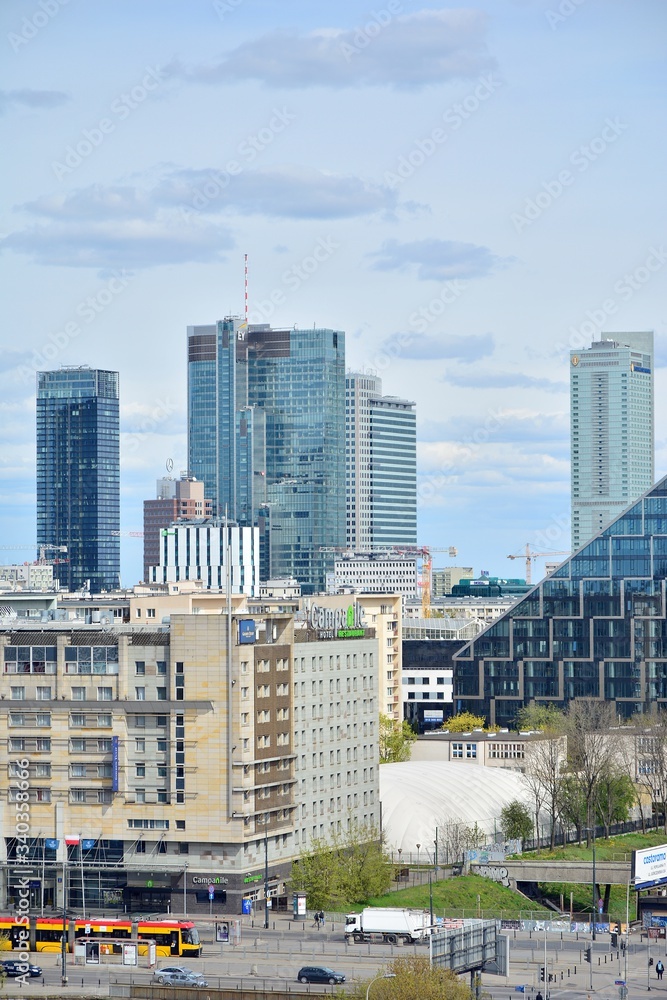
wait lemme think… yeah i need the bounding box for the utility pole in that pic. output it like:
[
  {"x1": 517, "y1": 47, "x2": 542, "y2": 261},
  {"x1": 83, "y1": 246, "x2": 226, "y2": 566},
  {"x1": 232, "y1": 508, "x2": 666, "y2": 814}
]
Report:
[
  {"x1": 60, "y1": 856, "x2": 68, "y2": 986},
  {"x1": 264, "y1": 833, "x2": 269, "y2": 930}
]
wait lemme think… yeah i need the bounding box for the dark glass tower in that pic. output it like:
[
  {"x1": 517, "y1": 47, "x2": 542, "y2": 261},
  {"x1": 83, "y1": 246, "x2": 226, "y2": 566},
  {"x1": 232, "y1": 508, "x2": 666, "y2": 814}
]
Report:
[
  {"x1": 454, "y1": 474, "x2": 667, "y2": 726},
  {"x1": 187, "y1": 320, "x2": 345, "y2": 593},
  {"x1": 37, "y1": 367, "x2": 120, "y2": 591}
]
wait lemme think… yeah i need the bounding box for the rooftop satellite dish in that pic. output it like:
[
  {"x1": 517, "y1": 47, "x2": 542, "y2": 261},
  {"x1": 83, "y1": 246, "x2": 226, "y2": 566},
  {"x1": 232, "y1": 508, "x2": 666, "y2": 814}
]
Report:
[{"x1": 166, "y1": 458, "x2": 174, "y2": 473}]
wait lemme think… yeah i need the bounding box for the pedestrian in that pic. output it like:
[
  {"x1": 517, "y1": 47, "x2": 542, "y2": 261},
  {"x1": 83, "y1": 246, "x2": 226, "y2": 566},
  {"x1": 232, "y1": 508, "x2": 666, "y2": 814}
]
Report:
[
  {"x1": 535, "y1": 992, "x2": 543, "y2": 1000},
  {"x1": 657, "y1": 959, "x2": 664, "y2": 980},
  {"x1": 319, "y1": 910, "x2": 325, "y2": 928}
]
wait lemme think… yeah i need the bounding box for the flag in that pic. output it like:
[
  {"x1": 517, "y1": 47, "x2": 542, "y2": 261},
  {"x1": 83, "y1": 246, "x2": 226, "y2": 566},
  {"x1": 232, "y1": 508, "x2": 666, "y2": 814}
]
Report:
[
  {"x1": 45, "y1": 839, "x2": 59, "y2": 850},
  {"x1": 65, "y1": 836, "x2": 80, "y2": 845},
  {"x1": 81, "y1": 839, "x2": 96, "y2": 851}
]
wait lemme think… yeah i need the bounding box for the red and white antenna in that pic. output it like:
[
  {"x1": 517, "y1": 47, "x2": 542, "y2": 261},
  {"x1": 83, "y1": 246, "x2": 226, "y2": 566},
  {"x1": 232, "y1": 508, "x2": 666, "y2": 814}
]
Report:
[{"x1": 244, "y1": 253, "x2": 248, "y2": 324}]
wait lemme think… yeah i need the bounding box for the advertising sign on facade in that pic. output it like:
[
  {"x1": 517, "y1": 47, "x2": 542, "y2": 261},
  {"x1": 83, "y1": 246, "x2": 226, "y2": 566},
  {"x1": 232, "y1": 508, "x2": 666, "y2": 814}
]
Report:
[
  {"x1": 238, "y1": 619, "x2": 256, "y2": 644},
  {"x1": 112, "y1": 736, "x2": 119, "y2": 792},
  {"x1": 309, "y1": 602, "x2": 366, "y2": 639},
  {"x1": 633, "y1": 844, "x2": 667, "y2": 890}
]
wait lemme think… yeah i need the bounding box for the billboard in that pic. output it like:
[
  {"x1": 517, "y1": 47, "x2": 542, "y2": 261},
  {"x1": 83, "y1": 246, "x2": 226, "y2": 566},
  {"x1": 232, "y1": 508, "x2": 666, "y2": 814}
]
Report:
[
  {"x1": 633, "y1": 844, "x2": 667, "y2": 890},
  {"x1": 238, "y1": 619, "x2": 256, "y2": 644},
  {"x1": 112, "y1": 735, "x2": 119, "y2": 791}
]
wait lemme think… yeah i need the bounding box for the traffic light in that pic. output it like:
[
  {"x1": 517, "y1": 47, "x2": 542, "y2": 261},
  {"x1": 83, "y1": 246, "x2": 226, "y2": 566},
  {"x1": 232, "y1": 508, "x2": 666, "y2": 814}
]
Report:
[
  {"x1": 540, "y1": 966, "x2": 546, "y2": 982},
  {"x1": 584, "y1": 948, "x2": 592, "y2": 963},
  {"x1": 611, "y1": 932, "x2": 618, "y2": 947}
]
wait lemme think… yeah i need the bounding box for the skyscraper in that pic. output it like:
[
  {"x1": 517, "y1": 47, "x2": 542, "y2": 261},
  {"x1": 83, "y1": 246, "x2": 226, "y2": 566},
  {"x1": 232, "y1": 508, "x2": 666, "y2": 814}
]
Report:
[
  {"x1": 36, "y1": 367, "x2": 120, "y2": 591},
  {"x1": 143, "y1": 476, "x2": 212, "y2": 582},
  {"x1": 345, "y1": 372, "x2": 416, "y2": 550},
  {"x1": 571, "y1": 332, "x2": 654, "y2": 550},
  {"x1": 187, "y1": 320, "x2": 345, "y2": 593}
]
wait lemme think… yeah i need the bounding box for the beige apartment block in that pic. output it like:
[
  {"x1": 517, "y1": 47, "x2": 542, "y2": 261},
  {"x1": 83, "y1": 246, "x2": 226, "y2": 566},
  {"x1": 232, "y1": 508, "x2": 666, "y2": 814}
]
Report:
[{"x1": 0, "y1": 605, "x2": 380, "y2": 916}]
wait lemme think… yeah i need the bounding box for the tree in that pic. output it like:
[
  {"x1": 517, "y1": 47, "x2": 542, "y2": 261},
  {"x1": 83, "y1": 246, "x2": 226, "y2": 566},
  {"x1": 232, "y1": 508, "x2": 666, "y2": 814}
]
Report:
[
  {"x1": 347, "y1": 956, "x2": 472, "y2": 1000},
  {"x1": 290, "y1": 820, "x2": 391, "y2": 909},
  {"x1": 524, "y1": 733, "x2": 566, "y2": 848},
  {"x1": 379, "y1": 713, "x2": 417, "y2": 763},
  {"x1": 559, "y1": 773, "x2": 587, "y2": 844},
  {"x1": 442, "y1": 711, "x2": 486, "y2": 733},
  {"x1": 564, "y1": 699, "x2": 616, "y2": 842},
  {"x1": 500, "y1": 800, "x2": 533, "y2": 843},
  {"x1": 631, "y1": 712, "x2": 667, "y2": 833},
  {"x1": 516, "y1": 703, "x2": 564, "y2": 732},
  {"x1": 437, "y1": 819, "x2": 485, "y2": 864},
  {"x1": 595, "y1": 771, "x2": 635, "y2": 837}
]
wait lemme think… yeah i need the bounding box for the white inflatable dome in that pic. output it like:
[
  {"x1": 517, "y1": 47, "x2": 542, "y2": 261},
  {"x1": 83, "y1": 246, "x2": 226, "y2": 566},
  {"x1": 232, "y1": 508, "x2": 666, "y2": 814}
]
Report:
[{"x1": 380, "y1": 760, "x2": 532, "y2": 853}]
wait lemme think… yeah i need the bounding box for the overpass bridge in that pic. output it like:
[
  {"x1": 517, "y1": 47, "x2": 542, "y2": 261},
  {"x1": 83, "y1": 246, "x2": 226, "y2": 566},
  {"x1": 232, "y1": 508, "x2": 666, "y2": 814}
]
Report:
[{"x1": 471, "y1": 859, "x2": 632, "y2": 887}]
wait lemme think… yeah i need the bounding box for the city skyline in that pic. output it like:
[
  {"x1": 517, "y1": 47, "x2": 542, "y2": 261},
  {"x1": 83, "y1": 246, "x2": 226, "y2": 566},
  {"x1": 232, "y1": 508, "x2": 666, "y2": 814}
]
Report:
[{"x1": 1, "y1": 1, "x2": 664, "y2": 586}]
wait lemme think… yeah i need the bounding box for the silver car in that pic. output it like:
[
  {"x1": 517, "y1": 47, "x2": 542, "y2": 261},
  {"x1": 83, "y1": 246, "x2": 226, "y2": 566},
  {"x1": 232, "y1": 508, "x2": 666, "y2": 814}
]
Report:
[{"x1": 152, "y1": 966, "x2": 209, "y2": 987}]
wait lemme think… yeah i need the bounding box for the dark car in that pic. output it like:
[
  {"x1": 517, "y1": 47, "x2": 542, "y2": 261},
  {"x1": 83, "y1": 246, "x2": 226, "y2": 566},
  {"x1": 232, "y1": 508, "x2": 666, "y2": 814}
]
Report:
[
  {"x1": 297, "y1": 966, "x2": 346, "y2": 985},
  {"x1": 1, "y1": 960, "x2": 42, "y2": 977}
]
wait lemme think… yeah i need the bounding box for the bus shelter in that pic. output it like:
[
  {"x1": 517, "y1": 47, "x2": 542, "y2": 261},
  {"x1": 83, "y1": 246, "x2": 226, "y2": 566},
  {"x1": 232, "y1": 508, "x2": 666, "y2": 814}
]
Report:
[{"x1": 73, "y1": 937, "x2": 157, "y2": 968}]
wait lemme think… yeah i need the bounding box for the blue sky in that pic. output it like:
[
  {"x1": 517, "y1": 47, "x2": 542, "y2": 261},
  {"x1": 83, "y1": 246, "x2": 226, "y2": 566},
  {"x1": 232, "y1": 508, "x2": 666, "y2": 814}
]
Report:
[{"x1": 0, "y1": 0, "x2": 665, "y2": 585}]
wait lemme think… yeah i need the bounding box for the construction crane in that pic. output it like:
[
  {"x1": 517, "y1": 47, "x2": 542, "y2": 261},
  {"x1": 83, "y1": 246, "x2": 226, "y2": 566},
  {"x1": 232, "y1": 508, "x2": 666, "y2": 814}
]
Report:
[
  {"x1": 0, "y1": 544, "x2": 68, "y2": 564},
  {"x1": 507, "y1": 543, "x2": 569, "y2": 585}
]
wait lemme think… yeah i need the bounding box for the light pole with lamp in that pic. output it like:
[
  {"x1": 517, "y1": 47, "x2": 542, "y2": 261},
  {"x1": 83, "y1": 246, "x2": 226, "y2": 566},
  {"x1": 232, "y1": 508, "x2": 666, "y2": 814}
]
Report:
[
  {"x1": 60, "y1": 855, "x2": 68, "y2": 986},
  {"x1": 366, "y1": 972, "x2": 396, "y2": 1000},
  {"x1": 416, "y1": 843, "x2": 421, "y2": 884}
]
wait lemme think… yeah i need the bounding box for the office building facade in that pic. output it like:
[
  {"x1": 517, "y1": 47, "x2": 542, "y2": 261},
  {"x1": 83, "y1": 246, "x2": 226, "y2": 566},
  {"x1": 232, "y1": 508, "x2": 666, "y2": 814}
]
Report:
[
  {"x1": 148, "y1": 520, "x2": 259, "y2": 595},
  {"x1": 345, "y1": 372, "x2": 416, "y2": 550},
  {"x1": 187, "y1": 320, "x2": 345, "y2": 593},
  {"x1": 454, "y1": 474, "x2": 667, "y2": 727},
  {"x1": 571, "y1": 332, "x2": 654, "y2": 550},
  {"x1": 329, "y1": 554, "x2": 418, "y2": 598},
  {"x1": 37, "y1": 368, "x2": 119, "y2": 592},
  {"x1": 143, "y1": 477, "x2": 212, "y2": 581}
]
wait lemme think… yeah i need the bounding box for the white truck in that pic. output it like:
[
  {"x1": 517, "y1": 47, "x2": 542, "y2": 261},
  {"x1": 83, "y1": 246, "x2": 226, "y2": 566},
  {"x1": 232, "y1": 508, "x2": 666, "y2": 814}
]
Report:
[{"x1": 344, "y1": 907, "x2": 432, "y2": 945}]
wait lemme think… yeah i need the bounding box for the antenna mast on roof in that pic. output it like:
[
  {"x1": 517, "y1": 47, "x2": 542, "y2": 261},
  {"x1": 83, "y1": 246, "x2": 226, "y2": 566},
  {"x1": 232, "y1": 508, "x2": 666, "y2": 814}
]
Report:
[{"x1": 244, "y1": 253, "x2": 248, "y2": 325}]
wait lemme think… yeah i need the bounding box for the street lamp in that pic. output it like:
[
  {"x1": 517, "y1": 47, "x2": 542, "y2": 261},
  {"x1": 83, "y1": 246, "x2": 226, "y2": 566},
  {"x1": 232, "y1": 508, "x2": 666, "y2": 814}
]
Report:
[{"x1": 366, "y1": 972, "x2": 396, "y2": 1000}]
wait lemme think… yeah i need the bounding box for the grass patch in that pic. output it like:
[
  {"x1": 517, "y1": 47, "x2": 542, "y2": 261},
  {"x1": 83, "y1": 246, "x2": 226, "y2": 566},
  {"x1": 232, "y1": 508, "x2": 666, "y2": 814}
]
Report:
[
  {"x1": 522, "y1": 830, "x2": 667, "y2": 863},
  {"x1": 539, "y1": 881, "x2": 636, "y2": 921},
  {"x1": 344, "y1": 874, "x2": 549, "y2": 917}
]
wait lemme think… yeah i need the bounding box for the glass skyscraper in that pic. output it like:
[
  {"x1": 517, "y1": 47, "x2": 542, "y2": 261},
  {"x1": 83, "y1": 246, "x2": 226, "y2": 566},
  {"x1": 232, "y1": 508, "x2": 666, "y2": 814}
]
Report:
[
  {"x1": 36, "y1": 367, "x2": 120, "y2": 592},
  {"x1": 345, "y1": 372, "x2": 416, "y2": 549},
  {"x1": 187, "y1": 320, "x2": 345, "y2": 593},
  {"x1": 571, "y1": 332, "x2": 654, "y2": 550},
  {"x1": 454, "y1": 474, "x2": 667, "y2": 727}
]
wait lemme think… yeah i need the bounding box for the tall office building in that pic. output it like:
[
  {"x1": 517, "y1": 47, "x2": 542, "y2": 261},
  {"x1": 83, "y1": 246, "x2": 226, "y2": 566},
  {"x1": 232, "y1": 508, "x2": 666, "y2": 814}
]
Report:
[
  {"x1": 143, "y1": 476, "x2": 212, "y2": 581},
  {"x1": 571, "y1": 332, "x2": 654, "y2": 551},
  {"x1": 345, "y1": 372, "x2": 416, "y2": 550},
  {"x1": 188, "y1": 320, "x2": 345, "y2": 593},
  {"x1": 36, "y1": 367, "x2": 120, "y2": 592}
]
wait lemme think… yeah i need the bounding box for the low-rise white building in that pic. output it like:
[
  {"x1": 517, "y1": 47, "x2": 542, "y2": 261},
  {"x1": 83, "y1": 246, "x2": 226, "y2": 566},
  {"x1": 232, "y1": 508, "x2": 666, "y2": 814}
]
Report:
[{"x1": 148, "y1": 519, "x2": 259, "y2": 595}]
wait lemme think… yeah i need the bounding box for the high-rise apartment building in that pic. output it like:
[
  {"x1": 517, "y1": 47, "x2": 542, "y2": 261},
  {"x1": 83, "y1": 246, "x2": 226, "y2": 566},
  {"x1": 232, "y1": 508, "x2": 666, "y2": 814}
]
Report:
[
  {"x1": 187, "y1": 320, "x2": 345, "y2": 593},
  {"x1": 143, "y1": 476, "x2": 212, "y2": 581},
  {"x1": 345, "y1": 372, "x2": 416, "y2": 550},
  {"x1": 37, "y1": 367, "x2": 119, "y2": 592},
  {"x1": 571, "y1": 332, "x2": 654, "y2": 550}
]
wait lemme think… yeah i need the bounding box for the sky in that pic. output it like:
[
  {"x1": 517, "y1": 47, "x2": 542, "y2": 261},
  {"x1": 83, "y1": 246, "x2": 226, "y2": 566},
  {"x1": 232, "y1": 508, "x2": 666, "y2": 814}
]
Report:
[{"x1": 0, "y1": 0, "x2": 665, "y2": 586}]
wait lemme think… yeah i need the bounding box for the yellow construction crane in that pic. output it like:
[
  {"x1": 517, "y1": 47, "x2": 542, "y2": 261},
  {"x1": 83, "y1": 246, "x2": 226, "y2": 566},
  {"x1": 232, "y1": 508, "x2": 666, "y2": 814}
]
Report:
[{"x1": 507, "y1": 543, "x2": 569, "y2": 585}]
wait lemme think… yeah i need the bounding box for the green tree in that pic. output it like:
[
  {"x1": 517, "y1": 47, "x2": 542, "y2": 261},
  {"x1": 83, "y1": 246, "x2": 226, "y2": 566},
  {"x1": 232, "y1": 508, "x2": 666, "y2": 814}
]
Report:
[
  {"x1": 379, "y1": 713, "x2": 417, "y2": 763},
  {"x1": 442, "y1": 711, "x2": 486, "y2": 733},
  {"x1": 595, "y1": 771, "x2": 635, "y2": 837},
  {"x1": 290, "y1": 820, "x2": 391, "y2": 909},
  {"x1": 559, "y1": 773, "x2": 588, "y2": 844},
  {"x1": 347, "y1": 956, "x2": 472, "y2": 1000},
  {"x1": 516, "y1": 703, "x2": 564, "y2": 732},
  {"x1": 500, "y1": 799, "x2": 534, "y2": 842}
]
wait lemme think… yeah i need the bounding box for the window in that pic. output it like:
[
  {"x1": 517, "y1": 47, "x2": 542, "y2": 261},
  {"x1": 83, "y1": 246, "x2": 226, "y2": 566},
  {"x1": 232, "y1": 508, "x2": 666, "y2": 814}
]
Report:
[
  {"x1": 452, "y1": 742, "x2": 463, "y2": 758},
  {"x1": 35, "y1": 763, "x2": 51, "y2": 778},
  {"x1": 135, "y1": 790, "x2": 146, "y2": 804},
  {"x1": 97, "y1": 714, "x2": 112, "y2": 727},
  {"x1": 98, "y1": 764, "x2": 112, "y2": 778},
  {"x1": 36, "y1": 686, "x2": 52, "y2": 701},
  {"x1": 72, "y1": 686, "x2": 86, "y2": 701},
  {"x1": 136, "y1": 765, "x2": 146, "y2": 778},
  {"x1": 9, "y1": 738, "x2": 26, "y2": 751},
  {"x1": 465, "y1": 743, "x2": 477, "y2": 759},
  {"x1": 70, "y1": 738, "x2": 86, "y2": 752},
  {"x1": 10, "y1": 687, "x2": 25, "y2": 700},
  {"x1": 157, "y1": 791, "x2": 169, "y2": 804},
  {"x1": 135, "y1": 661, "x2": 146, "y2": 675},
  {"x1": 157, "y1": 766, "x2": 167, "y2": 778},
  {"x1": 70, "y1": 789, "x2": 86, "y2": 803},
  {"x1": 157, "y1": 661, "x2": 167, "y2": 675},
  {"x1": 257, "y1": 684, "x2": 270, "y2": 698},
  {"x1": 36, "y1": 713, "x2": 51, "y2": 727},
  {"x1": 98, "y1": 789, "x2": 112, "y2": 804},
  {"x1": 71, "y1": 764, "x2": 87, "y2": 777},
  {"x1": 36, "y1": 738, "x2": 51, "y2": 751},
  {"x1": 276, "y1": 683, "x2": 289, "y2": 696},
  {"x1": 134, "y1": 716, "x2": 146, "y2": 728},
  {"x1": 156, "y1": 716, "x2": 168, "y2": 727},
  {"x1": 135, "y1": 687, "x2": 146, "y2": 701},
  {"x1": 156, "y1": 687, "x2": 167, "y2": 701},
  {"x1": 97, "y1": 687, "x2": 112, "y2": 701},
  {"x1": 97, "y1": 738, "x2": 112, "y2": 751},
  {"x1": 257, "y1": 709, "x2": 271, "y2": 723},
  {"x1": 146, "y1": 608, "x2": 156, "y2": 619},
  {"x1": 135, "y1": 738, "x2": 145, "y2": 753}
]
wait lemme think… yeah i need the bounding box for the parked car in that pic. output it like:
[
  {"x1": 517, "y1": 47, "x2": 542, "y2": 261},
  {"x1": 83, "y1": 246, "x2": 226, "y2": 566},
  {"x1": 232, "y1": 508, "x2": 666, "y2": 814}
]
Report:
[
  {"x1": 1, "y1": 960, "x2": 43, "y2": 977},
  {"x1": 152, "y1": 965, "x2": 208, "y2": 987},
  {"x1": 297, "y1": 966, "x2": 346, "y2": 985}
]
